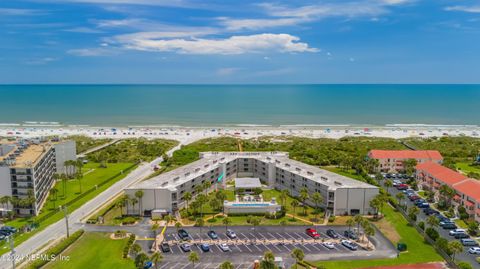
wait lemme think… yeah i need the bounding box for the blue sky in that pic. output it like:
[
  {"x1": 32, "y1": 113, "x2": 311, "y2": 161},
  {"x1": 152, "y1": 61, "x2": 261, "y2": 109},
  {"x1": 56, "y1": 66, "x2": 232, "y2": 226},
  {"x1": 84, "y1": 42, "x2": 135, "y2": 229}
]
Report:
[{"x1": 1, "y1": 0, "x2": 479, "y2": 83}]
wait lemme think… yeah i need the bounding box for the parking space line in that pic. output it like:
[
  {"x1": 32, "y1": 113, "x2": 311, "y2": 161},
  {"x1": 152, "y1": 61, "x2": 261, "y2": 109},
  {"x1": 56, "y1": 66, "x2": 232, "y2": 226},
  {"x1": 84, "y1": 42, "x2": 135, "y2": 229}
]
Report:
[
  {"x1": 159, "y1": 262, "x2": 170, "y2": 269},
  {"x1": 310, "y1": 243, "x2": 322, "y2": 251},
  {"x1": 176, "y1": 245, "x2": 183, "y2": 253},
  {"x1": 251, "y1": 243, "x2": 262, "y2": 251},
  {"x1": 235, "y1": 264, "x2": 242, "y2": 269},
  {"x1": 180, "y1": 263, "x2": 190, "y2": 269},
  {"x1": 242, "y1": 242, "x2": 252, "y2": 252},
  {"x1": 215, "y1": 244, "x2": 223, "y2": 252},
  {"x1": 233, "y1": 243, "x2": 242, "y2": 252},
  {"x1": 202, "y1": 263, "x2": 210, "y2": 269},
  {"x1": 271, "y1": 243, "x2": 282, "y2": 252}
]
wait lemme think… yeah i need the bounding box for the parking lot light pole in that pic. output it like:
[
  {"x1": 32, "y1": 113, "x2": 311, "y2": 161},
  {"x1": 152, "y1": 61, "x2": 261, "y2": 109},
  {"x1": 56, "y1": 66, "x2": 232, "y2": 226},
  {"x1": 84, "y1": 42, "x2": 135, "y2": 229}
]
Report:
[{"x1": 7, "y1": 235, "x2": 16, "y2": 269}]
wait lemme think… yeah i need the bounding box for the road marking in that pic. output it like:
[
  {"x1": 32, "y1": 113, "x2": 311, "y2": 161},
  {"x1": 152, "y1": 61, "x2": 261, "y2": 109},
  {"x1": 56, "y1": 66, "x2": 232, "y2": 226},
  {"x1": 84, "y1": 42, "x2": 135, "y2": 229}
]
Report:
[
  {"x1": 215, "y1": 244, "x2": 223, "y2": 252},
  {"x1": 159, "y1": 262, "x2": 170, "y2": 269},
  {"x1": 251, "y1": 243, "x2": 262, "y2": 251},
  {"x1": 233, "y1": 243, "x2": 242, "y2": 252},
  {"x1": 202, "y1": 263, "x2": 211, "y2": 269},
  {"x1": 242, "y1": 242, "x2": 252, "y2": 252},
  {"x1": 310, "y1": 243, "x2": 322, "y2": 251},
  {"x1": 271, "y1": 243, "x2": 282, "y2": 252},
  {"x1": 180, "y1": 263, "x2": 190, "y2": 269}
]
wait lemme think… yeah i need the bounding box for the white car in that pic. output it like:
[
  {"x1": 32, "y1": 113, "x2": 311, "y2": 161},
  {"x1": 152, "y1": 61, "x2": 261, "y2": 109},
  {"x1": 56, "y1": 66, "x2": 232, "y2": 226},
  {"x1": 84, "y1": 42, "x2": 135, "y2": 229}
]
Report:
[
  {"x1": 468, "y1": 247, "x2": 480, "y2": 254},
  {"x1": 323, "y1": 242, "x2": 335, "y2": 249},
  {"x1": 226, "y1": 229, "x2": 237, "y2": 239},
  {"x1": 449, "y1": 229, "x2": 466, "y2": 236},
  {"x1": 219, "y1": 243, "x2": 230, "y2": 252}
]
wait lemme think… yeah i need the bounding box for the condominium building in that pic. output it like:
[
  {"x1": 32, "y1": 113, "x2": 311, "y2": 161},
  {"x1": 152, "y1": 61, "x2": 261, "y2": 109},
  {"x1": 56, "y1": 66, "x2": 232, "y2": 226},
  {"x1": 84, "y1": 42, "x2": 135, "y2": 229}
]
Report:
[
  {"x1": 416, "y1": 162, "x2": 480, "y2": 222},
  {"x1": 125, "y1": 152, "x2": 379, "y2": 216},
  {"x1": 368, "y1": 150, "x2": 443, "y2": 173},
  {"x1": 0, "y1": 138, "x2": 76, "y2": 216}
]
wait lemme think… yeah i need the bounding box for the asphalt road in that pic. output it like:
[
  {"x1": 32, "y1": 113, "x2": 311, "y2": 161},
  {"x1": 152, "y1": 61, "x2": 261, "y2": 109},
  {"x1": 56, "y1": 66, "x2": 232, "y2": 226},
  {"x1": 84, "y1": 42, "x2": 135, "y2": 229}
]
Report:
[
  {"x1": 0, "y1": 143, "x2": 183, "y2": 269},
  {"x1": 382, "y1": 176, "x2": 480, "y2": 268}
]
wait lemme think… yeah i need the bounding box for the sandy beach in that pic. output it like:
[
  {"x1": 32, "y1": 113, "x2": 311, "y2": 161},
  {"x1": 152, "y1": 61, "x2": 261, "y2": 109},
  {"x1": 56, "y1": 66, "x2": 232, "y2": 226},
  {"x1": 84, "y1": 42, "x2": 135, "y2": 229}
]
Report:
[{"x1": 1, "y1": 124, "x2": 479, "y2": 143}]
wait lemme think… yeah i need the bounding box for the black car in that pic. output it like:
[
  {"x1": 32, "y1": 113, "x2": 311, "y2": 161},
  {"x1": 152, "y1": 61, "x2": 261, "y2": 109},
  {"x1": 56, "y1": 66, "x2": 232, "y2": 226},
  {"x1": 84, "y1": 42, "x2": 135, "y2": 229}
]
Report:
[
  {"x1": 178, "y1": 229, "x2": 190, "y2": 240},
  {"x1": 0, "y1": 226, "x2": 17, "y2": 234},
  {"x1": 207, "y1": 230, "x2": 218, "y2": 240},
  {"x1": 344, "y1": 230, "x2": 358, "y2": 240},
  {"x1": 0, "y1": 230, "x2": 12, "y2": 237},
  {"x1": 436, "y1": 215, "x2": 450, "y2": 222},
  {"x1": 160, "y1": 242, "x2": 170, "y2": 253},
  {"x1": 423, "y1": 208, "x2": 439, "y2": 215},
  {"x1": 413, "y1": 199, "x2": 426, "y2": 206},
  {"x1": 326, "y1": 229, "x2": 340, "y2": 239}
]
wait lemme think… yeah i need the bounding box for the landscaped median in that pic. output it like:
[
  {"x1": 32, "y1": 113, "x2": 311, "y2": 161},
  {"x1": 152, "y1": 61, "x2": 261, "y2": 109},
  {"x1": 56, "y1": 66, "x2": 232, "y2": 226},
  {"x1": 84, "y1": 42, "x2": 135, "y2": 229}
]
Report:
[
  {"x1": 309, "y1": 205, "x2": 443, "y2": 269},
  {"x1": 24, "y1": 229, "x2": 85, "y2": 269}
]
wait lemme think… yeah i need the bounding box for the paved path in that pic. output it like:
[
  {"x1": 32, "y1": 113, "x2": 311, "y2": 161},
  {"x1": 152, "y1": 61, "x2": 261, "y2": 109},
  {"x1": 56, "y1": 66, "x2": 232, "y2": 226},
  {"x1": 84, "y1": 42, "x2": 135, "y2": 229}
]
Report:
[
  {"x1": 0, "y1": 143, "x2": 183, "y2": 269},
  {"x1": 76, "y1": 139, "x2": 120, "y2": 157}
]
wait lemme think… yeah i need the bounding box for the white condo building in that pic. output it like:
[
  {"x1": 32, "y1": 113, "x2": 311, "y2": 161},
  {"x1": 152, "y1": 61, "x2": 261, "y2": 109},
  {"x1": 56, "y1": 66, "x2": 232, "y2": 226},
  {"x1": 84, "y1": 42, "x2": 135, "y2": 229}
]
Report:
[
  {"x1": 0, "y1": 138, "x2": 76, "y2": 216},
  {"x1": 125, "y1": 152, "x2": 379, "y2": 216}
]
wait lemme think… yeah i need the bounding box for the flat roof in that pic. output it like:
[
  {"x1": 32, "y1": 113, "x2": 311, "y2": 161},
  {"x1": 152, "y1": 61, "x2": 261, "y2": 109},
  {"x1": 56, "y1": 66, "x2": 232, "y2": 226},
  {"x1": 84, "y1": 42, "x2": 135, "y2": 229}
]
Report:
[
  {"x1": 0, "y1": 138, "x2": 57, "y2": 168},
  {"x1": 235, "y1": 178, "x2": 262, "y2": 189},
  {"x1": 128, "y1": 151, "x2": 378, "y2": 191}
]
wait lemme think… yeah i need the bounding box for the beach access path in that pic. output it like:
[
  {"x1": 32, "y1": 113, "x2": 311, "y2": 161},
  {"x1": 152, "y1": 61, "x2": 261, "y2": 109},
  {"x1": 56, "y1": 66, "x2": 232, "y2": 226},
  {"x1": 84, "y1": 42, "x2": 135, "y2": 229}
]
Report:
[
  {"x1": 76, "y1": 138, "x2": 120, "y2": 157},
  {"x1": 0, "y1": 138, "x2": 192, "y2": 269}
]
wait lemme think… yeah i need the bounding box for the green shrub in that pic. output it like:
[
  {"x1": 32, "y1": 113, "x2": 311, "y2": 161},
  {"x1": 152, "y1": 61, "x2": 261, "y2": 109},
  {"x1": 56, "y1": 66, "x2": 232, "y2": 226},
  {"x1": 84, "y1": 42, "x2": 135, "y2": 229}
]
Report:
[
  {"x1": 122, "y1": 217, "x2": 137, "y2": 225},
  {"x1": 476, "y1": 257, "x2": 480, "y2": 264},
  {"x1": 425, "y1": 227, "x2": 439, "y2": 241},
  {"x1": 123, "y1": 234, "x2": 136, "y2": 259},
  {"x1": 457, "y1": 261, "x2": 473, "y2": 269},
  {"x1": 418, "y1": 221, "x2": 425, "y2": 231},
  {"x1": 328, "y1": 216, "x2": 336, "y2": 223},
  {"x1": 25, "y1": 230, "x2": 84, "y2": 269}
]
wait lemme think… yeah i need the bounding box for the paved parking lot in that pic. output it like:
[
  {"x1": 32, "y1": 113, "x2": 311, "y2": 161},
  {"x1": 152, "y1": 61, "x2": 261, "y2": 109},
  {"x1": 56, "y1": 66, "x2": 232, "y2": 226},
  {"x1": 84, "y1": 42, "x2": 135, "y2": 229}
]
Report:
[{"x1": 146, "y1": 225, "x2": 397, "y2": 269}]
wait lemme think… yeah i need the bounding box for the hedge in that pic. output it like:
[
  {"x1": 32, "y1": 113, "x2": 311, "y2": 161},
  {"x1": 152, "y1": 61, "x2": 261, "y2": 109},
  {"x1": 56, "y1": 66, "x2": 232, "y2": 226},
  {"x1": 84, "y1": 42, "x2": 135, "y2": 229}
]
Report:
[
  {"x1": 25, "y1": 229, "x2": 84, "y2": 269},
  {"x1": 123, "y1": 234, "x2": 136, "y2": 259}
]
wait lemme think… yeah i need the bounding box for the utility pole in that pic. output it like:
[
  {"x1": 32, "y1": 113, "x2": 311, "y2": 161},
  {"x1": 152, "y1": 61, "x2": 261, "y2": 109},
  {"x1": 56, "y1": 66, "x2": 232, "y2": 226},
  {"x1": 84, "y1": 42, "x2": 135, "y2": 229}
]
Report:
[
  {"x1": 61, "y1": 205, "x2": 70, "y2": 238},
  {"x1": 7, "y1": 235, "x2": 16, "y2": 269}
]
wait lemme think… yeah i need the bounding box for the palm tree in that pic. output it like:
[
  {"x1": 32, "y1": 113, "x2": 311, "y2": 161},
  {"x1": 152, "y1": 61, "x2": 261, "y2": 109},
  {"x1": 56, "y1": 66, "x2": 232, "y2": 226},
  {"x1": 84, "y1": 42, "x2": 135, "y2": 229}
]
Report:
[
  {"x1": 175, "y1": 221, "x2": 182, "y2": 233},
  {"x1": 299, "y1": 187, "x2": 309, "y2": 216},
  {"x1": 131, "y1": 198, "x2": 138, "y2": 215},
  {"x1": 448, "y1": 240, "x2": 463, "y2": 262},
  {"x1": 384, "y1": 179, "x2": 393, "y2": 193},
  {"x1": 76, "y1": 159, "x2": 84, "y2": 175},
  {"x1": 346, "y1": 218, "x2": 355, "y2": 232},
  {"x1": 396, "y1": 192, "x2": 405, "y2": 207},
  {"x1": 150, "y1": 252, "x2": 163, "y2": 269},
  {"x1": 188, "y1": 251, "x2": 200, "y2": 268},
  {"x1": 426, "y1": 215, "x2": 439, "y2": 229},
  {"x1": 260, "y1": 251, "x2": 276, "y2": 269},
  {"x1": 203, "y1": 181, "x2": 211, "y2": 195},
  {"x1": 291, "y1": 248, "x2": 305, "y2": 266},
  {"x1": 279, "y1": 189, "x2": 289, "y2": 207},
  {"x1": 403, "y1": 158, "x2": 417, "y2": 176},
  {"x1": 222, "y1": 217, "x2": 232, "y2": 233},
  {"x1": 135, "y1": 190, "x2": 144, "y2": 217},
  {"x1": 353, "y1": 215, "x2": 365, "y2": 235},
  {"x1": 61, "y1": 174, "x2": 68, "y2": 198},
  {"x1": 364, "y1": 224, "x2": 375, "y2": 248},
  {"x1": 195, "y1": 218, "x2": 205, "y2": 240},
  {"x1": 439, "y1": 185, "x2": 455, "y2": 208},
  {"x1": 408, "y1": 206, "x2": 420, "y2": 222},
  {"x1": 194, "y1": 185, "x2": 204, "y2": 196},
  {"x1": 219, "y1": 261, "x2": 234, "y2": 269},
  {"x1": 311, "y1": 192, "x2": 323, "y2": 222},
  {"x1": 183, "y1": 191, "x2": 192, "y2": 212},
  {"x1": 164, "y1": 214, "x2": 173, "y2": 225},
  {"x1": 121, "y1": 194, "x2": 130, "y2": 215},
  {"x1": 290, "y1": 200, "x2": 299, "y2": 219},
  {"x1": 49, "y1": 188, "x2": 58, "y2": 209},
  {"x1": 76, "y1": 172, "x2": 83, "y2": 193},
  {"x1": 131, "y1": 243, "x2": 142, "y2": 257}
]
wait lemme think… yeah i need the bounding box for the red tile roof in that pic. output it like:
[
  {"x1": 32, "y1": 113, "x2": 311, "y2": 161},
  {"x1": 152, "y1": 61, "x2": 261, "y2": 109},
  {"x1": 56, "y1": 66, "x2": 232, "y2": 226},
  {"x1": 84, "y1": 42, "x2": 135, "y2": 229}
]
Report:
[
  {"x1": 369, "y1": 150, "x2": 443, "y2": 160},
  {"x1": 416, "y1": 162, "x2": 468, "y2": 186},
  {"x1": 453, "y1": 179, "x2": 480, "y2": 202}
]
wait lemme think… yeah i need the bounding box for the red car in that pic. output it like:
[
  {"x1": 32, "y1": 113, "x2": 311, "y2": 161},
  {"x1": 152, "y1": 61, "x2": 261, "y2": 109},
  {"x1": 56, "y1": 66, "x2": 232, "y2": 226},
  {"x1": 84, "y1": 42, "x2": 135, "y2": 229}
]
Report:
[
  {"x1": 396, "y1": 184, "x2": 409, "y2": 190},
  {"x1": 306, "y1": 228, "x2": 320, "y2": 239}
]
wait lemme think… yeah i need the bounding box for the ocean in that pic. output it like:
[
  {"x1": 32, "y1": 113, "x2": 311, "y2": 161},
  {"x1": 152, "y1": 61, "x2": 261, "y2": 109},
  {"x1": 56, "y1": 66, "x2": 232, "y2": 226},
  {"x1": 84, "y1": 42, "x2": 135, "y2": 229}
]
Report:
[{"x1": 1, "y1": 84, "x2": 479, "y2": 127}]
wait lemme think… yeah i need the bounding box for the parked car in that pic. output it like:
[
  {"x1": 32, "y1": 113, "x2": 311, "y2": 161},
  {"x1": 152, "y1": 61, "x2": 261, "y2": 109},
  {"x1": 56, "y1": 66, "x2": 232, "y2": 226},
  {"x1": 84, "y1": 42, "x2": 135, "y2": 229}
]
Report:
[
  {"x1": 454, "y1": 233, "x2": 469, "y2": 239},
  {"x1": 417, "y1": 202, "x2": 430, "y2": 208},
  {"x1": 423, "y1": 208, "x2": 439, "y2": 216},
  {"x1": 341, "y1": 240, "x2": 358, "y2": 251},
  {"x1": 344, "y1": 230, "x2": 358, "y2": 240},
  {"x1": 160, "y1": 242, "x2": 170, "y2": 253},
  {"x1": 461, "y1": 239, "x2": 479, "y2": 246},
  {"x1": 413, "y1": 199, "x2": 426, "y2": 206},
  {"x1": 200, "y1": 243, "x2": 210, "y2": 252},
  {"x1": 306, "y1": 228, "x2": 320, "y2": 239},
  {"x1": 180, "y1": 243, "x2": 191, "y2": 252},
  {"x1": 207, "y1": 230, "x2": 218, "y2": 240},
  {"x1": 323, "y1": 242, "x2": 335, "y2": 249},
  {"x1": 0, "y1": 235, "x2": 5, "y2": 241},
  {"x1": 396, "y1": 184, "x2": 408, "y2": 190},
  {"x1": 226, "y1": 229, "x2": 237, "y2": 239},
  {"x1": 449, "y1": 229, "x2": 466, "y2": 236},
  {"x1": 0, "y1": 226, "x2": 17, "y2": 234},
  {"x1": 392, "y1": 180, "x2": 402, "y2": 187},
  {"x1": 326, "y1": 229, "x2": 340, "y2": 239},
  {"x1": 436, "y1": 215, "x2": 450, "y2": 222},
  {"x1": 178, "y1": 229, "x2": 190, "y2": 240},
  {"x1": 408, "y1": 195, "x2": 420, "y2": 201},
  {"x1": 218, "y1": 243, "x2": 230, "y2": 252},
  {"x1": 468, "y1": 247, "x2": 480, "y2": 254},
  {"x1": 441, "y1": 223, "x2": 457, "y2": 230}
]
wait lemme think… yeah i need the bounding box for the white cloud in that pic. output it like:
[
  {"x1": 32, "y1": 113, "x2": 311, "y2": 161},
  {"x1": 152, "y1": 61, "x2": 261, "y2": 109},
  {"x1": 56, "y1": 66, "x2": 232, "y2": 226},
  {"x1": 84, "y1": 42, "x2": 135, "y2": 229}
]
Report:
[
  {"x1": 25, "y1": 57, "x2": 57, "y2": 65},
  {"x1": 445, "y1": 5, "x2": 480, "y2": 13},
  {"x1": 219, "y1": 0, "x2": 411, "y2": 31},
  {"x1": 216, "y1": 67, "x2": 241, "y2": 76},
  {"x1": 0, "y1": 8, "x2": 45, "y2": 16},
  {"x1": 67, "y1": 48, "x2": 115, "y2": 56},
  {"x1": 111, "y1": 33, "x2": 318, "y2": 55},
  {"x1": 35, "y1": 0, "x2": 190, "y2": 7}
]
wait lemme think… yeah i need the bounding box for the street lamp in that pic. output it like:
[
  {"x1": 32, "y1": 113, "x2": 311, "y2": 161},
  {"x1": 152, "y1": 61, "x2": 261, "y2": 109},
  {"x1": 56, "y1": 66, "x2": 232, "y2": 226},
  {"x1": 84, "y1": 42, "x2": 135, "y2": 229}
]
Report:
[{"x1": 6, "y1": 235, "x2": 16, "y2": 269}]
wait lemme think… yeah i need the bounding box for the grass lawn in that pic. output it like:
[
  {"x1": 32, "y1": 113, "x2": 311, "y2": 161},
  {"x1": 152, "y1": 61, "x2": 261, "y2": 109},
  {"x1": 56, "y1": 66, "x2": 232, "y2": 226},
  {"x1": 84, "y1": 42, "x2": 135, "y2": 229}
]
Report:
[
  {"x1": 456, "y1": 162, "x2": 480, "y2": 176},
  {"x1": 0, "y1": 163, "x2": 135, "y2": 255},
  {"x1": 310, "y1": 205, "x2": 443, "y2": 269},
  {"x1": 45, "y1": 232, "x2": 135, "y2": 269},
  {"x1": 455, "y1": 219, "x2": 469, "y2": 229}
]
